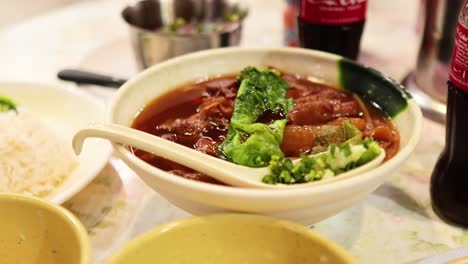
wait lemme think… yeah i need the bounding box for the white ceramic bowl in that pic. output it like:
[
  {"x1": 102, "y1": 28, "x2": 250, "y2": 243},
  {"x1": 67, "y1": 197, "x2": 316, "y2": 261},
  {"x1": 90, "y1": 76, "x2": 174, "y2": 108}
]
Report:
[{"x1": 109, "y1": 48, "x2": 422, "y2": 225}]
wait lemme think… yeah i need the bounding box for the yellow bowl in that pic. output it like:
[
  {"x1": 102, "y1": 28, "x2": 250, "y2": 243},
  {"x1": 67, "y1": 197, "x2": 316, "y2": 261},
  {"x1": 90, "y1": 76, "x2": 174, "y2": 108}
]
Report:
[
  {"x1": 0, "y1": 193, "x2": 91, "y2": 264},
  {"x1": 106, "y1": 214, "x2": 355, "y2": 264}
]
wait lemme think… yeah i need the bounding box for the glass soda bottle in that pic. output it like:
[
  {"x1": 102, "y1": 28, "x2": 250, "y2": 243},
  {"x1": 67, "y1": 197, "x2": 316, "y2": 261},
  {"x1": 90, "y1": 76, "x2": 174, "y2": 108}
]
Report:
[
  {"x1": 297, "y1": 0, "x2": 368, "y2": 60},
  {"x1": 431, "y1": 0, "x2": 468, "y2": 228}
]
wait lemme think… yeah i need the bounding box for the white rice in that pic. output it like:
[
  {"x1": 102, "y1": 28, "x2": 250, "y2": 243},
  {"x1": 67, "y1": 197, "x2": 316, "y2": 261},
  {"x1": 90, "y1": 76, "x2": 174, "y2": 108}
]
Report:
[{"x1": 0, "y1": 108, "x2": 79, "y2": 197}]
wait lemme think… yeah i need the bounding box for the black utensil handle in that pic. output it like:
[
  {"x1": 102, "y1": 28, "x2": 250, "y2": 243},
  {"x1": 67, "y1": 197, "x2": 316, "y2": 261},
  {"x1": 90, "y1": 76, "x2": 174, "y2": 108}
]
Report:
[{"x1": 57, "y1": 69, "x2": 128, "y2": 88}]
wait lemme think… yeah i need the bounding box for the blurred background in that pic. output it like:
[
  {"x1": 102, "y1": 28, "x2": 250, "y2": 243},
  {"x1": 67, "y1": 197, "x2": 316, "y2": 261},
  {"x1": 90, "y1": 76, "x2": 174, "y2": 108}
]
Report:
[
  {"x1": 0, "y1": 0, "x2": 87, "y2": 28},
  {"x1": 0, "y1": 0, "x2": 424, "y2": 106},
  {"x1": 0, "y1": 0, "x2": 422, "y2": 69}
]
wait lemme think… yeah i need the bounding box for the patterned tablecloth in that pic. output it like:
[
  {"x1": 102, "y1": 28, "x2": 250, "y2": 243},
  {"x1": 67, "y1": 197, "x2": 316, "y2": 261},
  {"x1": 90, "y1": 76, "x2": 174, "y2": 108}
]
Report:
[{"x1": 1, "y1": 0, "x2": 464, "y2": 263}]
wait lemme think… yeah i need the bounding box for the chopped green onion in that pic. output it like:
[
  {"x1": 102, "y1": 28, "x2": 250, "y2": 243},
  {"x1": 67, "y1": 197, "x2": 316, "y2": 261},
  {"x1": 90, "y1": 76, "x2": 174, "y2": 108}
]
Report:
[{"x1": 262, "y1": 121, "x2": 382, "y2": 185}]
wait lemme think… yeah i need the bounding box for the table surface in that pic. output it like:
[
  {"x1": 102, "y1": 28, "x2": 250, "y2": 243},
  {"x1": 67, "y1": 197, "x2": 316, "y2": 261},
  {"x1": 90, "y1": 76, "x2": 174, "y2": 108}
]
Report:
[{"x1": 1, "y1": 0, "x2": 465, "y2": 263}]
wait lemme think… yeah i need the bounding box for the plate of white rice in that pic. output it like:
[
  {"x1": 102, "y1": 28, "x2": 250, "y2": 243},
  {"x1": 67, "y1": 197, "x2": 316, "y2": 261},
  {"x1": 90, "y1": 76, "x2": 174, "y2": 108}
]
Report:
[{"x1": 0, "y1": 82, "x2": 112, "y2": 204}]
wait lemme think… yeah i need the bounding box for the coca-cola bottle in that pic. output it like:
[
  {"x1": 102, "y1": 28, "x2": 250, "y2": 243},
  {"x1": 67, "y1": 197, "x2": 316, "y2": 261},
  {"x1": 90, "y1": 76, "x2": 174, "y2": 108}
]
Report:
[
  {"x1": 431, "y1": 0, "x2": 468, "y2": 228},
  {"x1": 297, "y1": 0, "x2": 368, "y2": 60}
]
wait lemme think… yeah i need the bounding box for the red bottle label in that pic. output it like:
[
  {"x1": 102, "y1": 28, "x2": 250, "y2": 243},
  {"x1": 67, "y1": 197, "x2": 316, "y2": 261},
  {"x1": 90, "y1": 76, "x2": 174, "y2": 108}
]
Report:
[
  {"x1": 299, "y1": 0, "x2": 368, "y2": 25},
  {"x1": 450, "y1": 22, "x2": 468, "y2": 92}
]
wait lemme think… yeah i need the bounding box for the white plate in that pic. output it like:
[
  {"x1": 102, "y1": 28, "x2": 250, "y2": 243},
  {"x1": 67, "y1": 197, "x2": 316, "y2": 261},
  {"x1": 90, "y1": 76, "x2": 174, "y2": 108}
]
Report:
[{"x1": 0, "y1": 81, "x2": 112, "y2": 204}]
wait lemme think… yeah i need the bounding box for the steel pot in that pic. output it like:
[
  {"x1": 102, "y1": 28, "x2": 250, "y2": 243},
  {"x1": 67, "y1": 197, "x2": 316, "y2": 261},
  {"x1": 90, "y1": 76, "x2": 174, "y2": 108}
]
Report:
[{"x1": 122, "y1": 0, "x2": 246, "y2": 69}]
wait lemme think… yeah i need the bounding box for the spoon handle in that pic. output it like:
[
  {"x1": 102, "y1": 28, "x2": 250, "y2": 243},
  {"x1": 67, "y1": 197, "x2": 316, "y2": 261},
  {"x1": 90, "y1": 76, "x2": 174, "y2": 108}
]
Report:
[
  {"x1": 73, "y1": 123, "x2": 267, "y2": 188},
  {"x1": 57, "y1": 69, "x2": 128, "y2": 88}
]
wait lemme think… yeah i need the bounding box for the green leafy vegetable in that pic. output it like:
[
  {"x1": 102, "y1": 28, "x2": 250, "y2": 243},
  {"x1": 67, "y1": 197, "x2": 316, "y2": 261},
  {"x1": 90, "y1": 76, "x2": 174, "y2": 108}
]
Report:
[
  {"x1": 262, "y1": 121, "x2": 382, "y2": 184},
  {"x1": 166, "y1": 18, "x2": 187, "y2": 33},
  {"x1": 310, "y1": 120, "x2": 363, "y2": 154},
  {"x1": 165, "y1": 5, "x2": 247, "y2": 34},
  {"x1": 311, "y1": 125, "x2": 345, "y2": 154},
  {"x1": 218, "y1": 67, "x2": 294, "y2": 167},
  {"x1": 223, "y1": 4, "x2": 248, "y2": 22},
  {"x1": 343, "y1": 120, "x2": 362, "y2": 142},
  {"x1": 0, "y1": 95, "x2": 17, "y2": 113}
]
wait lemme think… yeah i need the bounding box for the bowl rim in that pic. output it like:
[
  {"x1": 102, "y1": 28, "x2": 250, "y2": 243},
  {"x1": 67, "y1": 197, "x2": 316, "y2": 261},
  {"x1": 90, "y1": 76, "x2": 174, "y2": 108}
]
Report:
[
  {"x1": 105, "y1": 213, "x2": 356, "y2": 264},
  {"x1": 0, "y1": 193, "x2": 92, "y2": 264},
  {"x1": 109, "y1": 47, "x2": 423, "y2": 198},
  {"x1": 121, "y1": 0, "x2": 245, "y2": 39}
]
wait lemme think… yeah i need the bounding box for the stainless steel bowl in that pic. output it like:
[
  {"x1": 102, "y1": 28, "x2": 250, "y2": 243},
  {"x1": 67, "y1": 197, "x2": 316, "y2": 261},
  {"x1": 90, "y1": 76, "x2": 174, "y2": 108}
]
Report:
[{"x1": 122, "y1": 0, "x2": 246, "y2": 69}]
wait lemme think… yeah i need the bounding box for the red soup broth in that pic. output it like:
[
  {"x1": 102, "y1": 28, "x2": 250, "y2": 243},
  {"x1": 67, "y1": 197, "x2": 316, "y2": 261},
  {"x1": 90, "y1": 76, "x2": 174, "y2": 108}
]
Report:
[{"x1": 130, "y1": 73, "x2": 400, "y2": 184}]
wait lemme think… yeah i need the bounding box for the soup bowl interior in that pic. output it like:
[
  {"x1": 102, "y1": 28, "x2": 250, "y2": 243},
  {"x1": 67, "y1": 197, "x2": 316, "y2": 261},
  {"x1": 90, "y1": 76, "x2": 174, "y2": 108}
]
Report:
[
  {"x1": 109, "y1": 47, "x2": 422, "y2": 225},
  {"x1": 106, "y1": 214, "x2": 355, "y2": 264},
  {"x1": 0, "y1": 194, "x2": 91, "y2": 264}
]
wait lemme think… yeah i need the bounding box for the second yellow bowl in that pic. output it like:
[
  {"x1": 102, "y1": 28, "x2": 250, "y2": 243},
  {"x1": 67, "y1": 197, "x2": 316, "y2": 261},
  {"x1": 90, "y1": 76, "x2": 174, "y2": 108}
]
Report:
[{"x1": 106, "y1": 214, "x2": 355, "y2": 264}]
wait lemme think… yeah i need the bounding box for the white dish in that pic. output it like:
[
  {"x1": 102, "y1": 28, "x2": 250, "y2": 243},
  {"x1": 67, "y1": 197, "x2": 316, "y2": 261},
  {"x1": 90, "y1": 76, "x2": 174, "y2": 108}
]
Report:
[{"x1": 0, "y1": 82, "x2": 112, "y2": 204}]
